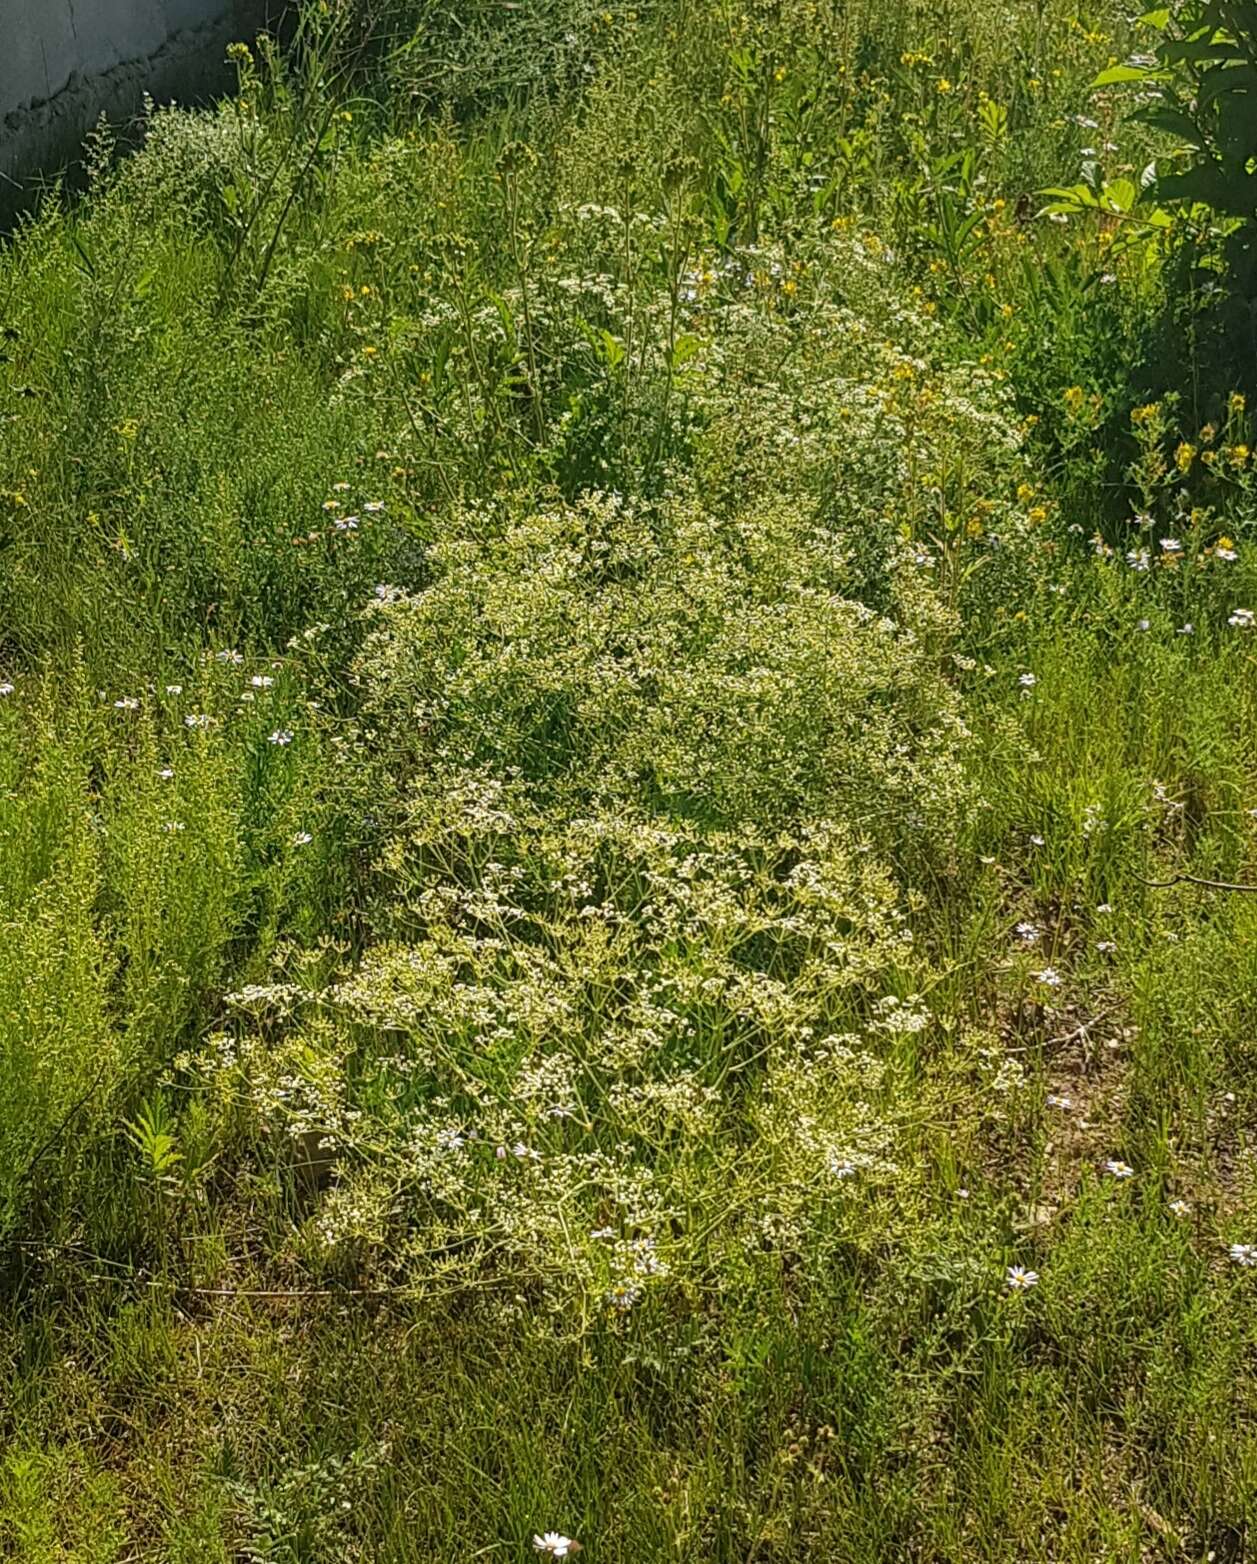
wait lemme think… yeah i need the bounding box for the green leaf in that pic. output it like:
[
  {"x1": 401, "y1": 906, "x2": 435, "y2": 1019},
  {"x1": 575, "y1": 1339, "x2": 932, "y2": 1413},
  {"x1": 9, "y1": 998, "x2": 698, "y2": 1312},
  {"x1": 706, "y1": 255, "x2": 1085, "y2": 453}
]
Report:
[
  {"x1": 599, "y1": 329, "x2": 626, "y2": 368},
  {"x1": 1102, "y1": 177, "x2": 1139, "y2": 211},
  {"x1": 1161, "y1": 38, "x2": 1247, "y2": 62},
  {"x1": 1039, "y1": 183, "x2": 1100, "y2": 209},
  {"x1": 1199, "y1": 62, "x2": 1257, "y2": 112},
  {"x1": 1133, "y1": 105, "x2": 1209, "y2": 147},
  {"x1": 1092, "y1": 64, "x2": 1151, "y2": 84},
  {"x1": 1156, "y1": 162, "x2": 1252, "y2": 213},
  {"x1": 668, "y1": 333, "x2": 704, "y2": 369}
]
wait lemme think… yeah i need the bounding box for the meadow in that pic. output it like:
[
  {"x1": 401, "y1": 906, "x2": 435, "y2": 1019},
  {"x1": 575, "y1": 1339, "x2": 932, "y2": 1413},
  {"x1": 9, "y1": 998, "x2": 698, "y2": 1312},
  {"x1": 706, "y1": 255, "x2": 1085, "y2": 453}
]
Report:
[{"x1": 2, "y1": 0, "x2": 1257, "y2": 1557}]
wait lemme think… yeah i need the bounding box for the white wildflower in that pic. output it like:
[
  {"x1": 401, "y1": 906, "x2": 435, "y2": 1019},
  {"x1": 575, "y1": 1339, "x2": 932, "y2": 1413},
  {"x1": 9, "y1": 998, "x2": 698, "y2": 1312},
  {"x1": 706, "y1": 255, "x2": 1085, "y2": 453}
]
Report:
[{"x1": 533, "y1": 1536, "x2": 579, "y2": 1559}]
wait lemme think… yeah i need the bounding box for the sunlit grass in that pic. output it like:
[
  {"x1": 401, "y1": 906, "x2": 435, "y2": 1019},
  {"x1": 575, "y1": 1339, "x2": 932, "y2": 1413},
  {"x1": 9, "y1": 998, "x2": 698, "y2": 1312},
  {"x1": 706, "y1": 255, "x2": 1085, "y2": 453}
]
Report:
[{"x1": 2, "y1": 0, "x2": 1257, "y2": 1558}]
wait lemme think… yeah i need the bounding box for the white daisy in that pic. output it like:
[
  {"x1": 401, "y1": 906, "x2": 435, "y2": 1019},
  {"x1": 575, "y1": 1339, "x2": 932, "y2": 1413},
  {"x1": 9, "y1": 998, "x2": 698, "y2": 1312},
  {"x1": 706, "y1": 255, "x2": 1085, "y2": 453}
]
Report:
[{"x1": 533, "y1": 1527, "x2": 578, "y2": 1553}]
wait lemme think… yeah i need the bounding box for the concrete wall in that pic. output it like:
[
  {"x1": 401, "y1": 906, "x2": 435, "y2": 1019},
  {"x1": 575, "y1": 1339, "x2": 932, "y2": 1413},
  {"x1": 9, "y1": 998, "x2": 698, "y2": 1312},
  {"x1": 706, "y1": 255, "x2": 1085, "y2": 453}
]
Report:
[{"x1": 1, "y1": 0, "x2": 273, "y2": 217}]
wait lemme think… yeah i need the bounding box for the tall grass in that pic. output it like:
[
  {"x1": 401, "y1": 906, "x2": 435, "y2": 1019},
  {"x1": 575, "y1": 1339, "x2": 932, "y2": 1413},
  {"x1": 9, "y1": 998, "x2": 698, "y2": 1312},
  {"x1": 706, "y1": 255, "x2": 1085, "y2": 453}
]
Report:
[{"x1": 3, "y1": 0, "x2": 1257, "y2": 1558}]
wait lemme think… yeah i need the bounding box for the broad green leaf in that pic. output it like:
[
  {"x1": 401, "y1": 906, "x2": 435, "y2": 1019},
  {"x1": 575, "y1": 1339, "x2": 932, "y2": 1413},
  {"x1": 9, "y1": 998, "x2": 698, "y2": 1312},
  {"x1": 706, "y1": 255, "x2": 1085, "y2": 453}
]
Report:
[
  {"x1": 1102, "y1": 177, "x2": 1139, "y2": 210},
  {"x1": 1133, "y1": 105, "x2": 1209, "y2": 147},
  {"x1": 1161, "y1": 38, "x2": 1247, "y2": 62},
  {"x1": 1093, "y1": 64, "x2": 1151, "y2": 84}
]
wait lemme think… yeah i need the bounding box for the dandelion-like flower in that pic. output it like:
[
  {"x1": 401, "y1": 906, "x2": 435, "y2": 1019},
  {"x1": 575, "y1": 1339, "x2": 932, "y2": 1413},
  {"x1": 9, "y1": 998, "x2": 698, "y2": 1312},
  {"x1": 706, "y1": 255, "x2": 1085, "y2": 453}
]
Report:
[
  {"x1": 1159, "y1": 537, "x2": 1182, "y2": 552},
  {"x1": 534, "y1": 1534, "x2": 580, "y2": 1557},
  {"x1": 1104, "y1": 1159, "x2": 1134, "y2": 1179},
  {"x1": 1229, "y1": 608, "x2": 1254, "y2": 629},
  {"x1": 364, "y1": 499, "x2": 386, "y2": 512},
  {"x1": 1230, "y1": 1243, "x2": 1257, "y2": 1267},
  {"x1": 1045, "y1": 1093, "x2": 1072, "y2": 1110},
  {"x1": 0, "y1": 682, "x2": 12, "y2": 696},
  {"x1": 268, "y1": 729, "x2": 294, "y2": 746},
  {"x1": 251, "y1": 675, "x2": 275, "y2": 688},
  {"x1": 1015, "y1": 921, "x2": 1041, "y2": 943},
  {"x1": 1019, "y1": 673, "x2": 1037, "y2": 688},
  {"x1": 113, "y1": 696, "x2": 139, "y2": 710},
  {"x1": 291, "y1": 831, "x2": 313, "y2": 846},
  {"x1": 165, "y1": 684, "x2": 183, "y2": 695},
  {"x1": 1096, "y1": 939, "x2": 1117, "y2": 953},
  {"x1": 1007, "y1": 1265, "x2": 1039, "y2": 1291},
  {"x1": 1168, "y1": 1199, "x2": 1190, "y2": 1216},
  {"x1": 1177, "y1": 623, "x2": 1194, "y2": 635},
  {"x1": 1033, "y1": 967, "x2": 1062, "y2": 987}
]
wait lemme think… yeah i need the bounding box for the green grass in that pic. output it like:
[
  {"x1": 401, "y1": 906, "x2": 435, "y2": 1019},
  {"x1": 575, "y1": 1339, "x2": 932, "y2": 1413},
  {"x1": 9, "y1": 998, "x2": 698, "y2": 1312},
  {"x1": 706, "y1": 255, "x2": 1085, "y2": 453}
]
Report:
[{"x1": 3, "y1": 0, "x2": 1257, "y2": 1558}]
